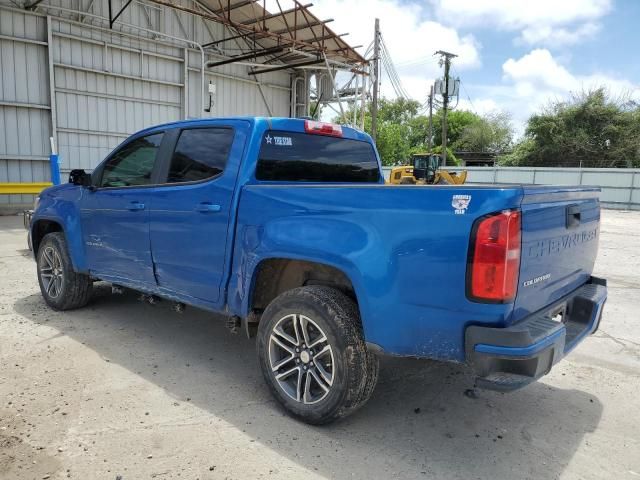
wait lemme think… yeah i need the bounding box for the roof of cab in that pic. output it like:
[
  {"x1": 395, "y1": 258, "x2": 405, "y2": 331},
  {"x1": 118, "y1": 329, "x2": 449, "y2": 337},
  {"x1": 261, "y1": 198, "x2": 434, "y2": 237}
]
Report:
[{"x1": 134, "y1": 117, "x2": 372, "y2": 143}]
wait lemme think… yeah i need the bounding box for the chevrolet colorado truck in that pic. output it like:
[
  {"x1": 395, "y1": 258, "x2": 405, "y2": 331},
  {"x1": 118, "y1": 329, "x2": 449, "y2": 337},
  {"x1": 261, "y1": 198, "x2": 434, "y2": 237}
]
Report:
[{"x1": 29, "y1": 117, "x2": 607, "y2": 424}]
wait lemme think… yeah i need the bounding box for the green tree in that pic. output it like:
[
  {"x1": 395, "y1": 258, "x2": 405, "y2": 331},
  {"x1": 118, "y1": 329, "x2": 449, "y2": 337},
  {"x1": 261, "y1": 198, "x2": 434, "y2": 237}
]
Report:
[
  {"x1": 333, "y1": 98, "x2": 425, "y2": 166},
  {"x1": 332, "y1": 99, "x2": 514, "y2": 166},
  {"x1": 432, "y1": 110, "x2": 481, "y2": 149},
  {"x1": 499, "y1": 88, "x2": 640, "y2": 167},
  {"x1": 456, "y1": 111, "x2": 514, "y2": 153}
]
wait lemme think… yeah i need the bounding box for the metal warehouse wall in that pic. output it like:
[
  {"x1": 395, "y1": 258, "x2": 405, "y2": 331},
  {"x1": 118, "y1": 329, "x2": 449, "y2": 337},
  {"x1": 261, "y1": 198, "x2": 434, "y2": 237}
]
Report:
[
  {"x1": 0, "y1": 1, "x2": 291, "y2": 211},
  {"x1": 382, "y1": 166, "x2": 640, "y2": 210}
]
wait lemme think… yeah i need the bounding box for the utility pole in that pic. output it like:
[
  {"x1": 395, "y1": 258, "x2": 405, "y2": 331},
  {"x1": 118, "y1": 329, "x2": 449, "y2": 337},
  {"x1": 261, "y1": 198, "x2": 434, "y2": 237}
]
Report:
[
  {"x1": 371, "y1": 18, "x2": 380, "y2": 144},
  {"x1": 428, "y1": 84, "x2": 434, "y2": 152},
  {"x1": 435, "y1": 50, "x2": 457, "y2": 166}
]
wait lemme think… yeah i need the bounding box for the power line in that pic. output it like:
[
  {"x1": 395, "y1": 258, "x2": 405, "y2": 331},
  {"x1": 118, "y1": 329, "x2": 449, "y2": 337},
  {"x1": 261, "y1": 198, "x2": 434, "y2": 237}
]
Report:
[
  {"x1": 380, "y1": 48, "x2": 409, "y2": 99},
  {"x1": 452, "y1": 66, "x2": 475, "y2": 112},
  {"x1": 378, "y1": 33, "x2": 410, "y2": 99}
]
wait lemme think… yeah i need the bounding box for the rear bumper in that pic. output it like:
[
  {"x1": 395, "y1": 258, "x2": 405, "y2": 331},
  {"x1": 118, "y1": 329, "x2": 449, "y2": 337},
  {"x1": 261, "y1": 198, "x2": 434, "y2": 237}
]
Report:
[{"x1": 465, "y1": 276, "x2": 607, "y2": 392}]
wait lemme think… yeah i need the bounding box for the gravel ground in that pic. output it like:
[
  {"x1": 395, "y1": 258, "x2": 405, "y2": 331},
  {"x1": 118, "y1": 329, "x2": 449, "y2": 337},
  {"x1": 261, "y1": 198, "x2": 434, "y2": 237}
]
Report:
[{"x1": 1, "y1": 210, "x2": 639, "y2": 480}]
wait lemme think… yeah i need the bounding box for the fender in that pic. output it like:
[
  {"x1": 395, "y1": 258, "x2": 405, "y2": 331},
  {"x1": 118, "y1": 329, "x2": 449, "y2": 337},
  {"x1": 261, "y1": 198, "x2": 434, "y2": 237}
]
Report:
[
  {"x1": 31, "y1": 184, "x2": 88, "y2": 273},
  {"x1": 233, "y1": 250, "x2": 366, "y2": 319},
  {"x1": 225, "y1": 207, "x2": 371, "y2": 332}
]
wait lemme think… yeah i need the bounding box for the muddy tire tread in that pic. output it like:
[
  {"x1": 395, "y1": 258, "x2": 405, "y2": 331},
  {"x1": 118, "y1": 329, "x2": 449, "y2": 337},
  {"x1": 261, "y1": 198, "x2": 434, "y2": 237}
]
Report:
[{"x1": 37, "y1": 232, "x2": 92, "y2": 311}]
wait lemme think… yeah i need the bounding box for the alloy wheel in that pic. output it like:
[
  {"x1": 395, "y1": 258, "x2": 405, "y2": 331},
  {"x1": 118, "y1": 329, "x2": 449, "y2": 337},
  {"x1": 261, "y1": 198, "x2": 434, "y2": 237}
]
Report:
[
  {"x1": 268, "y1": 313, "x2": 335, "y2": 405},
  {"x1": 39, "y1": 246, "x2": 64, "y2": 299}
]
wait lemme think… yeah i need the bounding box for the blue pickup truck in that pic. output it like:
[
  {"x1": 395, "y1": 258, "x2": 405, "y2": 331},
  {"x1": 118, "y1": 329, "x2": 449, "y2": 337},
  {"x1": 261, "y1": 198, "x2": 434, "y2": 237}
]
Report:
[{"x1": 29, "y1": 117, "x2": 607, "y2": 424}]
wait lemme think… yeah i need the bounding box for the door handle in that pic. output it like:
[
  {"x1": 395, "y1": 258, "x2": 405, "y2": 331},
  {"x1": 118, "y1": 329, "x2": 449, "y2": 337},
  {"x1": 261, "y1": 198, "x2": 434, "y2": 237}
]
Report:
[
  {"x1": 127, "y1": 201, "x2": 145, "y2": 211},
  {"x1": 195, "y1": 202, "x2": 221, "y2": 213}
]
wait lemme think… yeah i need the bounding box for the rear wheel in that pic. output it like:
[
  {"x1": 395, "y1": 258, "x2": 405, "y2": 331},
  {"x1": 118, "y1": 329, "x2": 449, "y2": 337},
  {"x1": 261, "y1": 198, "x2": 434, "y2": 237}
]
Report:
[
  {"x1": 257, "y1": 286, "x2": 379, "y2": 424},
  {"x1": 37, "y1": 232, "x2": 92, "y2": 310}
]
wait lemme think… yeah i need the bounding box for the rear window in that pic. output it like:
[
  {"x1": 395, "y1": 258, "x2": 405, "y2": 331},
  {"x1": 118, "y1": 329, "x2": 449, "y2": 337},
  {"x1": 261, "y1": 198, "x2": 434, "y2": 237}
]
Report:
[
  {"x1": 167, "y1": 127, "x2": 234, "y2": 183},
  {"x1": 256, "y1": 130, "x2": 380, "y2": 182}
]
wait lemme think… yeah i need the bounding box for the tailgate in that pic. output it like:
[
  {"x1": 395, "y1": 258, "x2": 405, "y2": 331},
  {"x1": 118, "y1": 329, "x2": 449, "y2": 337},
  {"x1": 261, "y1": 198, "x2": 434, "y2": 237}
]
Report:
[{"x1": 512, "y1": 186, "x2": 601, "y2": 322}]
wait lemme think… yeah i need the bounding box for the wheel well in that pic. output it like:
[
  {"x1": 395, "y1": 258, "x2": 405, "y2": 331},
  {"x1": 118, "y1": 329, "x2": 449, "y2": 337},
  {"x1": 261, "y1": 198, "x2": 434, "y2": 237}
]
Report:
[
  {"x1": 250, "y1": 259, "x2": 357, "y2": 313},
  {"x1": 32, "y1": 220, "x2": 63, "y2": 254}
]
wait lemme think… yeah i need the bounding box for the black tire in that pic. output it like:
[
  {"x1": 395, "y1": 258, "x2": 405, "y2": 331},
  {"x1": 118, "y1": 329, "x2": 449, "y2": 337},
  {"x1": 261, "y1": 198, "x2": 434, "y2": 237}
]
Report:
[
  {"x1": 257, "y1": 286, "x2": 379, "y2": 425},
  {"x1": 37, "y1": 232, "x2": 92, "y2": 311}
]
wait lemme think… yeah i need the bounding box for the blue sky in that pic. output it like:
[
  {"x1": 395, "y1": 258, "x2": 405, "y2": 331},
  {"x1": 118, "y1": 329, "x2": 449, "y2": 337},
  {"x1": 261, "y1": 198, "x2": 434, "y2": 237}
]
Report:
[
  {"x1": 458, "y1": 1, "x2": 640, "y2": 93},
  {"x1": 307, "y1": 0, "x2": 640, "y2": 132}
]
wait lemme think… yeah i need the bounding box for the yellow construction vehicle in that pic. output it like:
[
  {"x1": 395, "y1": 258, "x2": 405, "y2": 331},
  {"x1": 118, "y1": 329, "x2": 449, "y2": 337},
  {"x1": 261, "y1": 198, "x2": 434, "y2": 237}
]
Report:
[{"x1": 388, "y1": 153, "x2": 467, "y2": 185}]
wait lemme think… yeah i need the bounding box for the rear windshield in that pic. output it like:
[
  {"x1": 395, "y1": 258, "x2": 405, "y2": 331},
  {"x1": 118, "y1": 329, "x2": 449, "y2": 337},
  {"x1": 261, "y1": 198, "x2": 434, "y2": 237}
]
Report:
[{"x1": 256, "y1": 130, "x2": 380, "y2": 182}]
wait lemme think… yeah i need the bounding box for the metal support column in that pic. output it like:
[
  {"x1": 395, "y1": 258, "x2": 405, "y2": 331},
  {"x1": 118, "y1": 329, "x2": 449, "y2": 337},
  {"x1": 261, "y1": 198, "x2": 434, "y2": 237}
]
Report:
[
  {"x1": 428, "y1": 84, "x2": 433, "y2": 151},
  {"x1": 46, "y1": 16, "x2": 58, "y2": 174},
  {"x1": 629, "y1": 171, "x2": 636, "y2": 209},
  {"x1": 323, "y1": 53, "x2": 344, "y2": 117},
  {"x1": 183, "y1": 48, "x2": 189, "y2": 119},
  {"x1": 352, "y1": 74, "x2": 358, "y2": 127},
  {"x1": 360, "y1": 65, "x2": 367, "y2": 130}
]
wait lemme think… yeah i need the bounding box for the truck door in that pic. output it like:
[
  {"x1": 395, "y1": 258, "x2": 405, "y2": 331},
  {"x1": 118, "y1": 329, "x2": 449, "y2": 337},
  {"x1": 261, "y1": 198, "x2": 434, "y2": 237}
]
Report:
[
  {"x1": 148, "y1": 121, "x2": 248, "y2": 304},
  {"x1": 80, "y1": 131, "x2": 165, "y2": 286}
]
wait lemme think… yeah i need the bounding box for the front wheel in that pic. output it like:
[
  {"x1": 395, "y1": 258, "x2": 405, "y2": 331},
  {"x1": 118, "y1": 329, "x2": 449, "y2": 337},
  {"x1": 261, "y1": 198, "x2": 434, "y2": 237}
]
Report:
[
  {"x1": 257, "y1": 286, "x2": 379, "y2": 424},
  {"x1": 37, "y1": 232, "x2": 92, "y2": 311}
]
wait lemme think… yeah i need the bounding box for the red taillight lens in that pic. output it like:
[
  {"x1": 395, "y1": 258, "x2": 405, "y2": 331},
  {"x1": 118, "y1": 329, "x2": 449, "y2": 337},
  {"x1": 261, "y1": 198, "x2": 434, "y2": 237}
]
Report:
[
  {"x1": 468, "y1": 210, "x2": 521, "y2": 303},
  {"x1": 304, "y1": 120, "x2": 343, "y2": 137}
]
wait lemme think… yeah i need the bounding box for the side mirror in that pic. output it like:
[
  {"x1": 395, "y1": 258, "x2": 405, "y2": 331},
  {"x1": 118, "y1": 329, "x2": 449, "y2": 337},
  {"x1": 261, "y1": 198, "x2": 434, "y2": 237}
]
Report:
[{"x1": 69, "y1": 169, "x2": 92, "y2": 188}]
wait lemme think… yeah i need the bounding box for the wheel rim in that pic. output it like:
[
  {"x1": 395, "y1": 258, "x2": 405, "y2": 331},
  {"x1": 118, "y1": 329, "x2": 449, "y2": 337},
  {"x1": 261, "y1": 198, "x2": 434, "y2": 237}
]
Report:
[
  {"x1": 268, "y1": 313, "x2": 335, "y2": 405},
  {"x1": 39, "y1": 246, "x2": 64, "y2": 299}
]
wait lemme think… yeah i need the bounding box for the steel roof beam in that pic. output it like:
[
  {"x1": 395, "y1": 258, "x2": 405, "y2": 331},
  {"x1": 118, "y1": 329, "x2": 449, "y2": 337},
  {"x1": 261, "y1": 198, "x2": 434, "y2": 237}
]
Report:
[
  {"x1": 240, "y1": 3, "x2": 312, "y2": 25},
  {"x1": 24, "y1": 0, "x2": 47, "y2": 9},
  {"x1": 307, "y1": 32, "x2": 348, "y2": 43},
  {"x1": 146, "y1": 0, "x2": 333, "y2": 56},
  {"x1": 202, "y1": 31, "x2": 255, "y2": 47},
  {"x1": 205, "y1": 46, "x2": 284, "y2": 67},
  {"x1": 249, "y1": 58, "x2": 324, "y2": 75},
  {"x1": 108, "y1": 0, "x2": 134, "y2": 28},
  {"x1": 211, "y1": 0, "x2": 257, "y2": 15},
  {"x1": 270, "y1": 18, "x2": 333, "y2": 36}
]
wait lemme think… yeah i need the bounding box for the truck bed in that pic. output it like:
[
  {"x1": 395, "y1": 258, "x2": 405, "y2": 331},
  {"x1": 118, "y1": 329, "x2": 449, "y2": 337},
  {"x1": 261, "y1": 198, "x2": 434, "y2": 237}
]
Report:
[{"x1": 228, "y1": 182, "x2": 601, "y2": 362}]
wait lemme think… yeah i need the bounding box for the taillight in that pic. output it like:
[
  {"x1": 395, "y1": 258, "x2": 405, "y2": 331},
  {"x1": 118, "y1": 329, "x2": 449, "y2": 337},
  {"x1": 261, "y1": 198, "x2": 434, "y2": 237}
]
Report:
[
  {"x1": 304, "y1": 120, "x2": 343, "y2": 137},
  {"x1": 467, "y1": 210, "x2": 521, "y2": 303}
]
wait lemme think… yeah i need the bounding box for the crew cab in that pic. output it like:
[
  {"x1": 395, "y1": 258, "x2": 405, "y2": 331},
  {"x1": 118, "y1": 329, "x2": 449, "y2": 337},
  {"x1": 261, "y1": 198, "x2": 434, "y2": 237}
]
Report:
[{"x1": 29, "y1": 117, "x2": 607, "y2": 424}]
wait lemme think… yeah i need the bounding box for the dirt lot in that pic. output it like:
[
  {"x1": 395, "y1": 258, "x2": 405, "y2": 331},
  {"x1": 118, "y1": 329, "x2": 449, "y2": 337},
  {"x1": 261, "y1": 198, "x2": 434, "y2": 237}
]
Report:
[{"x1": 1, "y1": 210, "x2": 639, "y2": 480}]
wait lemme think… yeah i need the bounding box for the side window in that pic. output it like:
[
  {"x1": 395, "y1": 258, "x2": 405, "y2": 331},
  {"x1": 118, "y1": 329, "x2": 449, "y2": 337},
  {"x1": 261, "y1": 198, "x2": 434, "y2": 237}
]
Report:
[
  {"x1": 100, "y1": 133, "x2": 163, "y2": 188},
  {"x1": 167, "y1": 127, "x2": 234, "y2": 183}
]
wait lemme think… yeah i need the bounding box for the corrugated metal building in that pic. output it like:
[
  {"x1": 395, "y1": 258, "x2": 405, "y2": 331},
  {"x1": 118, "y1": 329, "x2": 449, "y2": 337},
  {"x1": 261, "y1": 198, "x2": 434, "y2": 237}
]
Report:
[{"x1": 0, "y1": 0, "x2": 365, "y2": 212}]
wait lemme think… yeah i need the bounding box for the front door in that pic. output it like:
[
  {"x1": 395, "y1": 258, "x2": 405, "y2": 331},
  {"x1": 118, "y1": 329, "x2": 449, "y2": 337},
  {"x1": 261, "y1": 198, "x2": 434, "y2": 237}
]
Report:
[
  {"x1": 148, "y1": 122, "x2": 247, "y2": 304},
  {"x1": 81, "y1": 131, "x2": 165, "y2": 286}
]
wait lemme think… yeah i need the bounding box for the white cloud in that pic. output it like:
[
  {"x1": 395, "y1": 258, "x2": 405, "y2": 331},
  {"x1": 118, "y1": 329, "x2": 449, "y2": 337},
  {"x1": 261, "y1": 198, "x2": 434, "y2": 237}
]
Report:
[
  {"x1": 457, "y1": 98, "x2": 501, "y2": 116},
  {"x1": 472, "y1": 48, "x2": 640, "y2": 135},
  {"x1": 430, "y1": 0, "x2": 611, "y2": 29},
  {"x1": 518, "y1": 22, "x2": 601, "y2": 47},
  {"x1": 502, "y1": 48, "x2": 639, "y2": 97},
  {"x1": 306, "y1": 0, "x2": 481, "y2": 102},
  {"x1": 429, "y1": 0, "x2": 611, "y2": 46},
  {"x1": 502, "y1": 49, "x2": 576, "y2": 91}
]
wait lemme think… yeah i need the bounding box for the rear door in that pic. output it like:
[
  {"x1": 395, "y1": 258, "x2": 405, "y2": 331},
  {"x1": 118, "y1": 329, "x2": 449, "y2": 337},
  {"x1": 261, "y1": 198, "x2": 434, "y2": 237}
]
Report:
[
  {"x1": 148, "y1": 121, "x2": 248, "y2": 304},
  {"x1": 513, "y1": 186, "x2": 601, "y2": 320}
]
